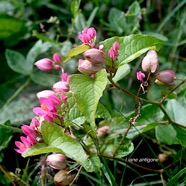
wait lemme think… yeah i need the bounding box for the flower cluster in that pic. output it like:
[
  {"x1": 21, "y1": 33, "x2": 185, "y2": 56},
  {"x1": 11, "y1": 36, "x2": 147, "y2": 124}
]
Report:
[
  {"x1": 78, "y1": 28, "x2": 105, "y2": 77},
  {"x1": 136, "y1": 50, "x2": 176, "y2": 85},
  {"x1": 15, "y1": 53, "x2": 70, "y2": 153},
  {"x1": 15, "y1": 118, "x2": 40, "y2": 153},
  {"x1": 108, "y1": 41, "x2": 120, "y2": 59},
  {"x1": 78, "y1": 27, "x2": 96, "y2": 47},
  {"x1": 35, "y1": 52, "x2": 62, "y2": 72}
]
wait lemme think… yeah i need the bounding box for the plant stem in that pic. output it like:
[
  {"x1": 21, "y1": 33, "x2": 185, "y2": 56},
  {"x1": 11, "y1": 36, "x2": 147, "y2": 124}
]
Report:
[
  {"x1": 108, "y1": 76, "x2": 138, "y2": 99},
  {"x1": 160, "y1": 77, "x2": 186, "y2": 104},
  {"x1": 112, "y1": 123, "x2": 132, "y2": 158}
]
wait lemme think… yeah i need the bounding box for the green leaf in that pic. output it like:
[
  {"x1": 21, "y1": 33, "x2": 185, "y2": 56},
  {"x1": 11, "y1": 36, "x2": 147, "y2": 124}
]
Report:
[
  {"x1": 70, "y1": 0, "x2": 81, "y2": 16},
  {"x1": 24, "y1": 122, "x2": 101, "y2": 172},
  {"x1": 142, "y1": 123, "x2": 159, "y2": 133},
  {"x1": 30, "y1": 71, "x2": 58, "y2": 86},
  {"x1": 100, "y1": 34, "x2": 164, "y2": 67},
  {"x1": 0, "y1": 121, "x2": 13, "y2": 151},
  {"x1": 166, "y1": 167, "x2": 186, "y2": 186},
  {"x1": 107, "y1": 8, "x2": 127, "y2": 34},
  {"x1": 0, "y1": 94, "x2": 37, "y2": 125},
  {"x1": 65, "y1": 92, "x2": 84, "y2": 123},
  {"x1": 26, "y1": 40, "x2": 52, "y2": 73},
  {"x1": 166, "y1": 99, "x2": 186, "y2": 126},
  {"x1": 173, "y1": 126, "x2": 186, "y2": 146},
  {"x1": 155, "y1": 124, "x2": 179, "y2": 145},
  {"x1": 0, "y1": 13, "x2": 27, "y2": 46},
  {"x1": 155, "y1": 99, "x2": 186, "y2": 145},
  {"x1": 125, "y1": 1, "x2": 141, "y2": 34},
  {"x1": 75, "y1": 13, "x2": 86, "y2": 32},
  {"x1": 5, "y1": 49, "x2": 30, "y2": 75},
  {"x1": 69, "y1": 69, "x2": 108, "y2": 129},
  {"x1": 64, "y1": 44, "x2": 90, "y2": 62},
  {"x1": 101, "y1": 138, "x2": 134, "y2": 158},
  {"x1": 96, "y1": 103, "x2": 111, "y2": 120},
  {"x1": 111, "y1": 64, "x2": 130, "y2": 83}
]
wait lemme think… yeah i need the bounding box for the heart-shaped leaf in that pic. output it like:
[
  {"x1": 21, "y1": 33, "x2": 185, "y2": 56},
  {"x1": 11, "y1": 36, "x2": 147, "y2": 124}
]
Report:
[{"x1": 69, "y1": 69, "x2": 108, "y2": 129}]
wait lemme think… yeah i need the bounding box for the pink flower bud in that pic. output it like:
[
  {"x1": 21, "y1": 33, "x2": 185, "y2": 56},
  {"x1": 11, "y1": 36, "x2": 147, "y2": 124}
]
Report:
[
  {"x1": 97, "y1": 126, "x2": 110, "y2": 137},
  {"x1": 83, "y1": 48, "x2": 104, "y2": 64},
  {"x1": 78, "y1": 59, "x2": 103, "y2": 75},
  {"x1": 46, "y1": 154, "x2": 66, "y2": 170},
  {"x1": 54, "y1": 65, "x2": 61, "y2": 70},
  {"x1": 35, "y1": 58, "x2": 54, "y2": 72},
  {"x1": 85, "y1": 27, "x2": 96, "y2": 38},
  {"x1": 53, "y1": 81, "x2": 70, "y2": 92},
  {"x1": 155, "y1": 70, "x2": 176, "y2": 85},
  {"x1": 136, "y1": 71, "x2": 146, "y2": 81},
  {"x1": 53, "y1": 53, "x2": 62, "y2": 63},
  {"x1": 112, "y1": 41, "x2": 120, "y2": 51},
  {"x1": 108, "y1": 42, "x2": 120, "y2": 59},
  {"x1": 54, "y1": 170, "x2": 74, "y2": 185},
  {"x1": 78, "y1": 27, "x2": 96, "y2": 44},
  {"x1": 37, "y1": 90, "x2": 55, "y2": 98},
  {"x1": 108, "y1": 48, "x2": 117, "y2": 59},
  {"x1": 141, "y1": 50, "x2": 159, "y2": 73}
]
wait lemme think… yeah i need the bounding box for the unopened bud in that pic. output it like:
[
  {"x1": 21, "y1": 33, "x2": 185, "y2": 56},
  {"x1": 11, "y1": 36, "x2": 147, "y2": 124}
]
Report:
[
  {"x1": 46, "y1": 154, "x2": 66, "y2": 170},
  {"x1": 158, "y1": 153, "x2": 169, "y2": 163},
  {"x1": 155, "y1": 70, "x2": 176, "y2": 85},
  {"x1": 141, "y1": 50, "x2": 159, "y2": 73},
  {"x1": 54, "y1": 170, "x2": 74, "y2": 186},
  {"x1": 53, "y1": 53, "x2": 62, "y2": 63},
  {"x1": 97, "y1": 126, "x2": 110, "y2": 137},
  {"x1": 83, "y1": 48, "x2": 104, "y2": 64},
  {"x1": 136, "y1": 71, "x2": 146, "y2": 81},
  {"x1": 37, "y1": 90, "x2": 55, "y2": 98},
  {"x1": 53, "y1": 81, "x2": 70, "y2": 92},
  {"x1": 35, "y1": 58, "x2": 54, "y2": 72},
  {"x1": 78, "y1": 59, "x2": 103, "y2": 75}
]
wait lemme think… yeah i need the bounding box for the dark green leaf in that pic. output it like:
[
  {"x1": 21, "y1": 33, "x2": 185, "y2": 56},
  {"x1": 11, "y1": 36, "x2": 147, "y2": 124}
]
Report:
[{"x1": 0, "y1": 13, "x2": 27, "y2": 46}]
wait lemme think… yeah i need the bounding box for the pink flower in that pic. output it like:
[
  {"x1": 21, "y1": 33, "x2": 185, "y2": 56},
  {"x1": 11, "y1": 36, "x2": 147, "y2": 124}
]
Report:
[
  {"x1": 15, "y1": 136, "x2": 32, "y2": 154},
  {"x1": 112, "y1": 42, "x2": 120, "y2": 51},
  {"x1": 137, "y1": 71, "x2": 146, "y2": 81},
  {"x1": 46, "y1": 154, "x2": 67, "y2": 170},
  {"x1": 97, "y1": 126, "x2": 110, "y2": 137},
  {"x1": 53, "y1": 81, "x2": 70, "y2": 92},
  {"x1": 37, "y1": 90, "x2": 55, "y2": 98},
  {"x1": 142, "y1": 50, "x2": 159, "y2": 73},
  {"x1": 53, "y1": 53, "x2": 62, "y2": 63},
  {"x1": 61, "y1": 73, "x2": 70, "y2": 82},
  {"x1": 108, "y1": 41, "x2": 120, "y2": 59},
  {"x1": 21, "y1": 125, "x2": 35, "y2": 136},
  {"x1": 83, "y1": 48, "x2": 104, "y2": 64},
  {"x1": 60, "y1": 94, "x2": 68, "y2": 102},
  {"x1": 30, "y1": 118, "x2": 40, "y2": 128},
  {"x1": 33, "y1": 95, "x2": 60, "y2": 122},
  {"x1": 78, "y1": 59, "x2": 103, "y2": 75},
  {"x1": 78, "y1": 27, "x2": 96, "y2": 44},
  {"x1": 155, "y1": 70, "x2": 176, "y2": 85},
  {"x1": 52, "y1": 73, "x2": 70, "y2": 93},
  {"x1": 35, "y1": 58, "x2": 54, "y2": 72},
  {"x1": 108, "y1": 48, "x2": 117, "y2": 59}
]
